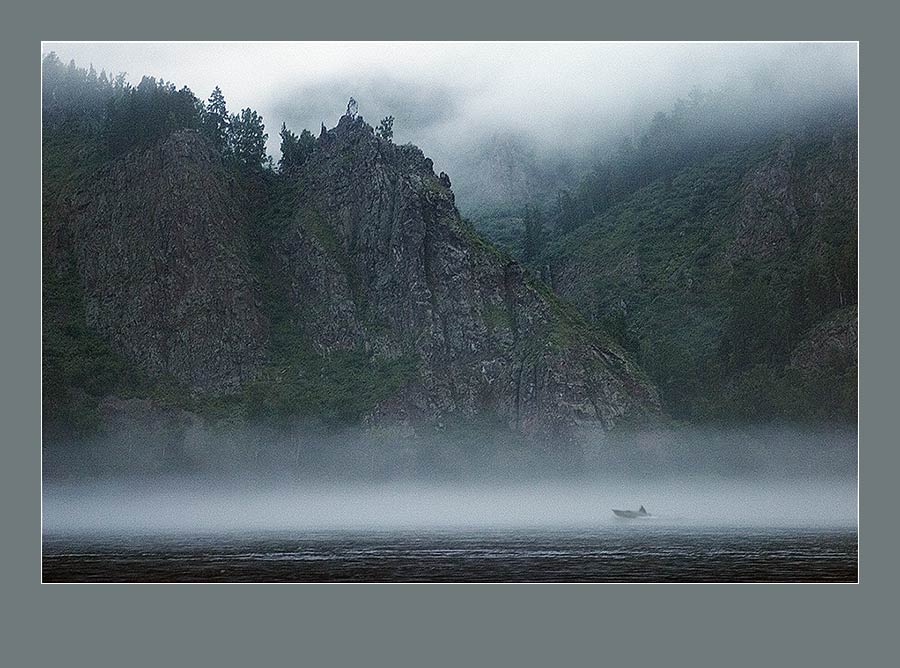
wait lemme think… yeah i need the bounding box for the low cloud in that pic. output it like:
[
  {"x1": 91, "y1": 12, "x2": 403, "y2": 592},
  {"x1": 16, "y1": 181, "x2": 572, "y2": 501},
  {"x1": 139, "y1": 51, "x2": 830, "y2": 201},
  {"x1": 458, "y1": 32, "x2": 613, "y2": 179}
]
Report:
[{"x1": 43, "y1": 42, "x2": 857, "y2": 205}]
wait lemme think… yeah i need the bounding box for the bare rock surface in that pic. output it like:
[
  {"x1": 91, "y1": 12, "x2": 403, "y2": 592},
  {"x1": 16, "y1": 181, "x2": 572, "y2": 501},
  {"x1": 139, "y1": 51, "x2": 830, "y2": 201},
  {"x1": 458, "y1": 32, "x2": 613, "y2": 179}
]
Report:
[{"x1": 70, "y1": 131, "x2": 269, "y2": 392}]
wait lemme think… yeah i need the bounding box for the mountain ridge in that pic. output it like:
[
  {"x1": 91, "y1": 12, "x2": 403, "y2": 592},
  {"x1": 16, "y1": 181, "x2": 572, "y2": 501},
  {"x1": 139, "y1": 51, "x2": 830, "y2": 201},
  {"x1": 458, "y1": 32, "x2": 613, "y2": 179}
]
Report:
[
  {"x1": 43, "y1": 109, "x2": 662, "y2": 440},
  {"x1": 473, "y1": 118, "x2": 857, "y2": 423}
]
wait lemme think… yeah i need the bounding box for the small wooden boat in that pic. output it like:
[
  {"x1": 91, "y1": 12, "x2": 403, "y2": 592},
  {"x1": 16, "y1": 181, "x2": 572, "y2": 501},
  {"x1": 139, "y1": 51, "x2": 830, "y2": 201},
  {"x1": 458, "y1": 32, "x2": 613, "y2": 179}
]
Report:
[{"x1": 612, "y1": 505, "x2": 649, "y2": 519}]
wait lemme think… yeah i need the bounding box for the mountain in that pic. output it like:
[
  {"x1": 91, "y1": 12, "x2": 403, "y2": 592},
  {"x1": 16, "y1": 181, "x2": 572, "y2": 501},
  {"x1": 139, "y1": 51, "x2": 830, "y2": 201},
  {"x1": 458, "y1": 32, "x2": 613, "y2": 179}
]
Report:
[
  {"x1": 448, "y1": 131, "x2": 581, "y2": 214},
  {"x1": 41, "y1": 64, "x2": 660, "y2": 443},
  {"x1": 474, "y1": 110, "x2": 857, "y2": 423},
  {"x1": 259, "y1": 114, "x2": 659, "y2": 429}
]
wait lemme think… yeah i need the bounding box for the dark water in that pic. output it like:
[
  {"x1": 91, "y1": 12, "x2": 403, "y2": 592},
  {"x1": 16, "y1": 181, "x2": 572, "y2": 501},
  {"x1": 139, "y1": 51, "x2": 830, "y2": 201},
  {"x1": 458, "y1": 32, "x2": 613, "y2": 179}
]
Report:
[{"x1": 43, "y1": 525, "x2": 857, "y2": 582}]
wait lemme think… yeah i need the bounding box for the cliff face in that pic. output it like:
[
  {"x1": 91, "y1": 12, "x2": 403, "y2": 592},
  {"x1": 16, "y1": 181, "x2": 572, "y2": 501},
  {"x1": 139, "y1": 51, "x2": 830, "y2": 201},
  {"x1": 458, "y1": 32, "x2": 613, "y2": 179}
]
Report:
[
  {"x1": 274, "y1": 114, "x2": 659, "y2": 431},
  {"x1": 789, "y1": 305, "x2": 858, "y2": 373},
  {"x1": 729, "y1": 134, "x2": 858, "y2": 262},
  {"x1": 64, "y1": 131, "x2": 270, "y2": 392},
  {"x1": 45, "y1": 116, "x2": 660, "y2": 434}
]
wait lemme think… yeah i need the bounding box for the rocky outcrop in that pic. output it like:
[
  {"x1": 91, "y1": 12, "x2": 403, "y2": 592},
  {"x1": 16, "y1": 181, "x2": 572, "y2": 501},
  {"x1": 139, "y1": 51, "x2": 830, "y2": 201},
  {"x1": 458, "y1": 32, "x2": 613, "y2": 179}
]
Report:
[
  {"x1": 728, "y1": 138, "x2": 800, "y2": 261},
  {"x1": 68, "y1": 131, "x2": 269, "y2": 392},
  {"x1": 729, "y1": 131, "x2": 858, "y2": 262},
  {"x1": 790, "y1": 305, "x2": 858, "y2": 373},
  {"x1": 50, "y1": 117, "x2": 659, "y2": 434},
  {"x1": 276, "y1": 114, "x2": 660, "y2": 432}
]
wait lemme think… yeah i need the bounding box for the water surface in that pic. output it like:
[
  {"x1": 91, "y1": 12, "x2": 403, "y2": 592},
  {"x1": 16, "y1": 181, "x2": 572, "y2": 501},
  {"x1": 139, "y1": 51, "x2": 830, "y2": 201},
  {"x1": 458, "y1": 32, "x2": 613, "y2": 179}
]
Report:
[{"x1": 43, "y1": 525, "x2": 857, "y2": 582}]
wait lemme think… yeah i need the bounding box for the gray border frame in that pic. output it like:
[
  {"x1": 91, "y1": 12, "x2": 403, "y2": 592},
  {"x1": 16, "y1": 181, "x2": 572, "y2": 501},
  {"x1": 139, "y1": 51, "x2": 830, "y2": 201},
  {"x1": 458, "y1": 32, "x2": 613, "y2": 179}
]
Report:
[{"x1": 5, "y1": 1, "x2": 894, "y2": 665}]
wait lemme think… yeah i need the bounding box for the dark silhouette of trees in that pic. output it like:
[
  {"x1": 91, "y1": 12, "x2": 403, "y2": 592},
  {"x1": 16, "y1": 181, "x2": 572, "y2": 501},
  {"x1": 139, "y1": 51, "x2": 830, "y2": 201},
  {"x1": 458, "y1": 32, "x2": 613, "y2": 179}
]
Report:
[
  {"x1": 42, "y1": 54, "x2": 273, "y2": 170},
  {"x1": 376, "y1": 116, "x2": 394, "y2": 142},
  {"x1": 279, "y1": 123, "x2": 299, "y2": 172},
  {"x1": 279, "y1": 124, "x2": 317, "y2": 173},
  {"x1": 229, "y1": 108, "x2": 268, "y2": 172},
  {"x1": 523, "y1": 205, "x2": 544, "y2": 261},
  {"x1": 202, "y1": 86, "x2": 230, "y2": 154},
  {"x1": 102, "y1": 76, "x2": 201, "y2": 157},
  {"x1": 43, "y1": 53, "x2": 116, "y2": 134}
]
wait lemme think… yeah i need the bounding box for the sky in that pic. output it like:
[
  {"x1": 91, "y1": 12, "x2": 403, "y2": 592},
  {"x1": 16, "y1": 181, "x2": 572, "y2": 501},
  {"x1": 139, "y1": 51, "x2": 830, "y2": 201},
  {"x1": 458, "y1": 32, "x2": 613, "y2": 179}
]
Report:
[{"x1": 42, "y1": 42, "x2": 858, "y2": 204}]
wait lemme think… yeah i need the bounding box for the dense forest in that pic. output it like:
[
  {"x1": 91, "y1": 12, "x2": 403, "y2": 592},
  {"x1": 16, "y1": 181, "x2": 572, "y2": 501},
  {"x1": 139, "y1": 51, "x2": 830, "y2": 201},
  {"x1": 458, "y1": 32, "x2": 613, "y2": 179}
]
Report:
[{"x1": 471, "y1": 93, "x2": 857, "y2": 423}]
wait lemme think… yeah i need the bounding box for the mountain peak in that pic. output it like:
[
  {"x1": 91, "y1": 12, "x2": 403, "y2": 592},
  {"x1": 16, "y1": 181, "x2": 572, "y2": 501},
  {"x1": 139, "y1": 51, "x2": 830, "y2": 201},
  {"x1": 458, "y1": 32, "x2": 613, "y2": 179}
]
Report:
[{"x1": 276, "y1": 112, "x2": 660, "y2": 433}]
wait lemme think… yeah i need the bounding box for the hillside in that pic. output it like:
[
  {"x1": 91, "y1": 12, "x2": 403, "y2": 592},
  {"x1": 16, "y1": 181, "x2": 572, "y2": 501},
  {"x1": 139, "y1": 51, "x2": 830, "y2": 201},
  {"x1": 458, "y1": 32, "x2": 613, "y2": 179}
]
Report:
[
  {"x1": 474, "y1": 114, "x2": 857, "y2": 423},
  {"x1": 41, "y1": 56, "x2": 660, "y2": 444}
]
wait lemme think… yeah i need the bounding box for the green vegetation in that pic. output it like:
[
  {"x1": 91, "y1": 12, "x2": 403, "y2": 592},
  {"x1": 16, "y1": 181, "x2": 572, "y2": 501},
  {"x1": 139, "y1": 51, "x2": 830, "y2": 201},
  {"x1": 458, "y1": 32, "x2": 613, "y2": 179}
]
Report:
[
  {"x1": 473, "y1": 100, "x2": 857, "y2": 424},
  {"x1": 244, "y1": 346, "x2": 418, "y2": 425},
  {"x1": 455, "y1": 217, "x2": 512, "y2": 263},
  {"x1": 467, "y1": 212, "x2": 525, "y2": 256},
  {"x1": 376, "y1": 115, "x2": 394, "y2": 142},
  {"x1": 42, "y1": 54, "x2": 417, "y2": 435},
  {"x1": 42, "y1": 52, "x2": 270, "y2": 171},
  {"x1": 481, "y1": 304, "x2": 512, "y2": 332},
  {"x1": 228, "y1": 108, "x2": 269, "y2": 172},
  {"x1": 43, "y1": 261, "x2": 224, "y2": 435},
  {"x1": 279, "y1": 123, "x2": 316, "y2": 174},
  {"x1": 235, "y1": 178, "x2": 419, "y2": 427},
  {"x1": 526, "y1": 275, "x2": 594, "y2": 347},
  {"x1": 42, "y1": 263, "x2": 152, "y2": 435},
  {"x1": 242, "y1": 279, "x2": 418, "y2": 427}
]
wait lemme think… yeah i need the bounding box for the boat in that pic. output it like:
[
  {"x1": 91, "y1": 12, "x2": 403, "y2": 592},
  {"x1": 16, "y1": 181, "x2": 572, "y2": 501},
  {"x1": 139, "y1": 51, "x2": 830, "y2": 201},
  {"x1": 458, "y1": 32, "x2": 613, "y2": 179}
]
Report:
[{"x1": 612, "y1": 505, "x2": 649, "y2": 519}]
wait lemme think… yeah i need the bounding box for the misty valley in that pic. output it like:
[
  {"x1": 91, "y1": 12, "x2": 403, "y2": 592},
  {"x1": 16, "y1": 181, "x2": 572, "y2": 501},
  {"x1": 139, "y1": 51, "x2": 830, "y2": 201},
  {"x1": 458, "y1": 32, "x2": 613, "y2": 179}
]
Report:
[{"x1": 41, "y1": 43, "x2": 858, "y2": 582}]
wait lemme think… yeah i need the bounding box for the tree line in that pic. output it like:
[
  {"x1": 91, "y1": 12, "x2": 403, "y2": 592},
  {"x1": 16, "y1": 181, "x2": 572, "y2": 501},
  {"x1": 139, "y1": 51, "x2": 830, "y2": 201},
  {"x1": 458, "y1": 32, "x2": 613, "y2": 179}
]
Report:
[
  {"x1": 42, "y1": 53, "x2": 269, "y2": 172},
  {"x1": 44, "y1": 53, "x2": 402, "y2": 178},
  {"x1": 513, "y1": 88, "x2": 857, "y2": 251}
]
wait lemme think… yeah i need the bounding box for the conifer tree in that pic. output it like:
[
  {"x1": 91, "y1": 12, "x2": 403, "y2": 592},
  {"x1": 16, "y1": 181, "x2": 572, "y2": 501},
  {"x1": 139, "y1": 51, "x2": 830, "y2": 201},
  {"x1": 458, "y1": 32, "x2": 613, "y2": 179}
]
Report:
[
  {"x1": 203, "y1": 86, "x2": 230, "y2": 154},
  {"x1": 229, "y1": 108, "x2": 268, "y2": 171},
  {"x1": 376, "y1": 116, "x2": 394, "y2": 141},
  {"x1": 523, "y1": 205, "x2": 544, "y2": 261}
]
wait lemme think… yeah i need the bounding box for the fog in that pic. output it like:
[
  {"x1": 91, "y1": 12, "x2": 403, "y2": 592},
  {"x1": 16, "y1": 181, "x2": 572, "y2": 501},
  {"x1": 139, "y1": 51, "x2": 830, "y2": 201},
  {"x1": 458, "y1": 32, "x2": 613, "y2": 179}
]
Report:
[
  {"x1": 43, "y1": 478, "x2": 856, "y2": 535},
  {"x1": 40, "y1": 42, "x2": 858, "y2": 537},
  {"x1": 43, "y1": 426, "x2": 857, "y2": 534},
  {"x1": 41, "y1": 42, "x2": 857, "y2": 208}
]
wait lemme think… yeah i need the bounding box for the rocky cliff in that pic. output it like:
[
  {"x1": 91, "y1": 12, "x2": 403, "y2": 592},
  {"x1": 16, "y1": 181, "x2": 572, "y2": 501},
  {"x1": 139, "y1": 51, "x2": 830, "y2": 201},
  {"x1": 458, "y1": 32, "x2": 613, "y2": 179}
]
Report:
[
  {"x1": 729, "y1": 133, "x2": 858, "y2": 262},
  {"x1": 44, "y1": 114, "x2": 660, "y2": 436},
  {"x1": 51, "y1": 132, "x2": 269, "y2": 392},
  {"x1": 789, "y1": 305, "x2": 858, "y2": 373},
  {"x1": 269, "y1": 113, "x2": 660, "y2": 431}
]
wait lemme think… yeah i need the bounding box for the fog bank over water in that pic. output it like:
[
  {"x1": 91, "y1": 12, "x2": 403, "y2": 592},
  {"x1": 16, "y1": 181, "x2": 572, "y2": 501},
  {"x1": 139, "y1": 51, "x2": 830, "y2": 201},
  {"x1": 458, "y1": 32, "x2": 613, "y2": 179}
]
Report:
[
  {"x1": 43, "y1": 478, "x2": 856, "y2": 535},
  {"x1": 43, "y1": 426, "x2": 857, "y2": 533}
]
